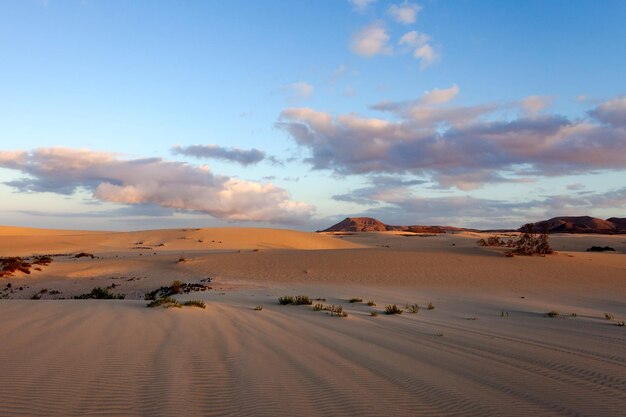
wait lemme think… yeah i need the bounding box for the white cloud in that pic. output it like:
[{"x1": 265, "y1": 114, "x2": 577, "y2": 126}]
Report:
[
  {"x1": 350, "y1": 22, "x2": 391, "y2": 57},
  {"x1": 388, "y1": 2, "x2": 422, "y2": 24},
  {"x1": 521, "y1": 95, "x2": 554, "y2": 115},
  {"x1": 349, "y1": 0, "x2": 377, "y2": 13},
  {"x1": 172, "y1": 144, "x2": 266, "y2": 165},
  {"x1": 0, "y1": 147, "x2": 313, "y2": 224},
  {"x1": 398, "y1": 30, "x2": 437, "y2": 68},
  {"x1": 420, "y1": 84, "x2": 459, "y2": 105},
  {"x1": 288, "y1": 82, "x2": 315, "y2": 101}
]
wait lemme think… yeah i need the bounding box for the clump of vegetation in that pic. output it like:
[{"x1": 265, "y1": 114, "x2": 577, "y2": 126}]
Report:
[
  {"x1": 0, "y1": 257, "x2": 32, "y2": 277},
  {"x1": 177, "y1": 257, "x2": 186, "y2": 263},
  {"x1": 144, "y1": 280, "x2": 211, "y2": 300},
  {"x1": 427, "y1": 302, "x2": 435, "y2": 310},
  {"x1": 325, "y1": 305, "x2": 347, "y2": 317},
  {"x1": 370, "y1": 311, "x2": 379, "y2": 317},
  {"x1": 147, "y1": 296, "x2": 181, "y2": 308},
  {"x1": 30, "y1": 293, "x2": 41, "y2": 300},
  {"x1": 511, "y1": 224, "x2": 553, "y2": 256},
  {"x1": 501, "y1": 310, "x2": 510, "y2": 317},
  {"x1": 436, "y1": 331, "x2": 444, "y2": 337},
  {"x1": 384, "y1": 304, "x2": 403, "y2": 315},
  {"x1": 587, "y1": 246, "x2": 616, "y2": 252},
  {"x1": 75, "y1": 287, "x2": 125, "y2": 300},
  {"x1": 476, "y1": 235, "x2": 514, "y2": 247},
  {"x1": 349, "y1": 297, "x2": 363, "y2": 303},
  {"x1": 32, "y1": 256, "x2": 53, "y2": 266},
  {"x1": 74, "y1": 252, "x2": 95, "y2": 259},
  {"x1": 278, "y1": 295, "x2": 312, "y2": 305},
  {"x1": 254, "y1": 306, "x2": 263, "y2": 311},
  {"x1": 617, "y1": 321, "x2": 625, "y2": 327},
  {"x1": 366, "y1": 300, "x2": 376, "y2": 306},
  {"x1": 406, "y1": 304, "x2": 420, "y2": 314},
  {"x1": 546, "y1": 310, "x2": 560, "y2": 318},
  {"x1": 183, "y1": 300, "x2": 206, "y2": 309},
  {"x1": 605, "y1": 313, "x2": 615, "y2": 320},
  {"x1": 312, "y1": 303, "x2": 324, "y2": 311}
]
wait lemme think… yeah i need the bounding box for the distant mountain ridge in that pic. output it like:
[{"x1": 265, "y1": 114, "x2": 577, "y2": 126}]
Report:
[
  {"x1": 525, "y1": 216, "x2": 626, "y2": 234},
  {"x1": 320, "y1": 216, "x2": 626, "y2": 234},
  {"x1": 320, "y1": 217, "x2": 458, "y2": 234}
]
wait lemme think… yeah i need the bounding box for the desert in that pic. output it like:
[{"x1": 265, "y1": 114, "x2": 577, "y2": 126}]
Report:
[{"x1": 1, "y1": 225, "x2": 625, "y2": 416}]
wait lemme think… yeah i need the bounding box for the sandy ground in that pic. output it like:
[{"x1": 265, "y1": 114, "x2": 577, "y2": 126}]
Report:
[{"x1": 1, "y1": 227, "x2": 625, "y2": 416}]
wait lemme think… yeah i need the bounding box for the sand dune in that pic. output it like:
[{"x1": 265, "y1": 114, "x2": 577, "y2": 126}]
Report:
[{"x1": 1, "y1": 227, "x2": 625, "y2": 416}]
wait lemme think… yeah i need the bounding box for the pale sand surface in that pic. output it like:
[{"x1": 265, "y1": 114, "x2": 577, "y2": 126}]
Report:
[{"x1": 1, "y1": 227, "x2": 625, "y2": 416}]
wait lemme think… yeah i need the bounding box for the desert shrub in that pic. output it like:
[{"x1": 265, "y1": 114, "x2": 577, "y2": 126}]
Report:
[
  {"x1": 513, "y1": 224, "x2": 553, "y2": 256},
  {"x1": 546, "y1": 310, "x2": 560, "y2": 318},
  {"x1": 293, "y1": 295, "x2": 312, "y2": 305},
  {"x1": 32, "y1": 256, "x2": 53, "y2": 265},
  {"x1": 0, "y1": 257, "x2": 32, "y2": 277},
  {"x1": 170, "y1": 280, "x2": 183, "y2": 294},
  {"x1": 177, "y1": 257, "x2": 186, "y2": 263},
  {"x1": 349, "y1": 297, "x2": 363, "y2": 303},
  {"x1": 75, "y1": 287, "x2": 125, "y2": 300},
  {"x1": 254, "y1": 306, "x2": 263, "y2": 311},
  {"x1": 427, "y1": 302, "x2": 434, "y2": 310},
  {"x1": 147, "y1": 296, "x2": 181, "y2": 308},
  {"x1": 278, "y1": 296, "x2": 295, "y2": 305},
  {"x1": 30, "y1": 293, "x2": 41, "y2": 300},
  {"x1": 325, "y1": 305, "x2": 347, "y2": 317},
  {"x1": 74, "y1": 252, "x2": 95, "y2": 259},
  {"x1": 313, "y1": 303, "x2": 324, "y2": 311},
  {"x1": 407, "y1": 304, "x2": 420, "y2": 313},
  {"x1": 605, "y1": 313, "x2": 615, "y2": 320},
  {"x1": 384, "y1": 304, "x2": 403, "y2": 315},
  {"x1": 183, "y1": 300, "x2": 206, "y2": 309},
  {"x1": 370, "y1": 311, "x2": 379, "y2": 317},
  {"x1": 617, "y1": 321, "x2": 625, "y2": 327},
  {"x1": 587, "y1": 246, "x2": 616, "y2": 252},
  {"x1": 367, "y1": 300, "x2": 376, "y2": 306}
]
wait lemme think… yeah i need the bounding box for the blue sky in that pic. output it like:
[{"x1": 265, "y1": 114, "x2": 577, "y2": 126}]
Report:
[{"x1": 1, "y1": 0, "x2": 625, "y2": 230}]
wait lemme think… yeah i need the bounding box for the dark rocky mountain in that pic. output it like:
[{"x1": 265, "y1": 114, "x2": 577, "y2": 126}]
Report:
[
  {"x1": 320, "y1": 217, "x2": 449, "y2": 234},
  {"x1": 523, "y1": 216, "x2": 626, "y2": 234}
]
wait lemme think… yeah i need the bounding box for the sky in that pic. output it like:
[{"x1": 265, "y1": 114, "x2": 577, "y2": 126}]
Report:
[{"x1": 1, "y1": 0, "x2": 625, "y2": 231}]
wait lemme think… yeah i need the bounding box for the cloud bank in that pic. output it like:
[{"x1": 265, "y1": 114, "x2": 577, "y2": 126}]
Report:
[
  {"x1": 277, "y1": 90, "x2": 626, "y2": 190},
  {"x1": 172, "y1": 144, "x2": 266, "y2": 165},
  {"x1": 0, "y1": 148, "x2": 313, "y2": 224}
]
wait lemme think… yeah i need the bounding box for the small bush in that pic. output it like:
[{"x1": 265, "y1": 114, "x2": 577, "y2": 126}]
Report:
[
  {"x1": 183, "y1": 300, "x2": 206, "y2": 309},
  {"x1": 170, "y1": 280, "x2": 183, "y2": 294},
  {"x1": 349, "y1": 297, "x2": 363, "y2": 303},
  {"x1": 313, "y1": 303, "x2": 324, "y2": 311},
  {"x1": 501, "y1": 310, "x2": 510, "y2": 317},
  {"x1": 546, "y1": 310, "x2": 560, "y2": 318},
  {"x1": 75, "y1": 287, "x2": 125, "y2": 300},
  {"x1": 427, "y1": 302, "x2": 434, "y2": 310},
  {"x1": 74, "y1": 252, "x2": 95, "y2": 259},
  {"x1": 407, "y1": 304, "x2": 420, "y2": 314},
  {"x1": 31, "y1": 293, "x2": 41, "y2": 300},
  {"x1": 617, "y1": 321, "x2": 625, "y2": 327},
  {"x1": 326, "y1": 305, "x2": 347, "y2": 317},
  {"x1": 370, "y1": 311, "x2": 379, "y2": 317},
  {"x1": 254, "y1": 306, "x2": 263, "y2": 311},
  {"x1": 278, "y1": 296, "x2": 295, "y2": 305},
  {"x1": 278, "y1": 295, "x2": 312, "y2": 305},
  {"x1": 384, "y1": 304, "x2": 403, "y2": 315},
  {"x1": 366, "y1": 300, "x2": 376, "y2": 306},
  {"x1": 587, "y1": 246, "x2": 615, "y2": 252},
  {"x1": 147, "y1": 297, "x2": 181, "y2": 308},
  {"x1": 605, "y1": 313, "x2": 614, "y2": 320}
]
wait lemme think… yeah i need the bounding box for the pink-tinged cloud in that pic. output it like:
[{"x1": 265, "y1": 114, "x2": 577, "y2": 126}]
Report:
[
  {"x1": 277, "y1": 95, "x2": 626, "y2": 189},
  {"x1": 0, "y1": 147, "x2": 313, "y2": 224}
]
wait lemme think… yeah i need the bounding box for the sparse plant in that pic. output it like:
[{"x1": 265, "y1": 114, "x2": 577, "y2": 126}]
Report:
[
  {"x1": 75, "y1": 287, "x2": 125, "y2": 300},
  {"x1": 349, "y1": 297, "x2": 363, "y2": 303},
  {"x1": 326, "y1": 305, "x2": 347, "y2": 317},
  {"x1": 546, "y1": 310, "x2": 560, "y2": 318},
  {"x1": 605, "y1": 313, "x2": 615, "y2": 320},
  {"x1": 177, "y1": 257, "x2": 186, "y2": 263},
  {"x1": 514, "y1": 224, "x2": 553, "y2": 256},
  {"x1": 278, "y1": 296, "x2": 295, "y2": 305},
  {"x1": 427, "y1": 301, "x2": 434, "y2": 310},
  {"x1": 254, "y1": 306, "x2": 263, "y2": 311},
  {"x1": 170, "y1": 280, "x2": 183, "y2": 294},
  {"x1": 74, "y1": 252, "x2": 95, "y2": 259},
  {"x1": 500, "y1": 310, "x2": 510, "y2": 317},
  {"x1": 617, "y1": 321, "x2": 625, "y2": 327},
  {"x1": 183, "y1": 300, "x2": 206, "y2": 309},
  {"x1": 384, "y1": 304, "x2": 403, "y2": 315},
  {"x1": 313, "y1": 303, "x2": 324, "y2": 311},
  {"x1": 366, "y1": 300, "x2": 376, "y2": 306},
  {"x1": 436, "y1": 331, "x2": 444, "y2": 337},
  {"x1": 293, "y1": 295, "x2": 312, "y2": 305},
  {"x1": 30, "y1": 293, "x2": 41, "y2": 300},
  {"x1": 147, "y1": 296, "x2": 181, "y2": 308},
  {"x1": 407, "y1": 304, "x2": 420, "y2": 314},
  {"x1": 370, "y1": 311, "x2": 379, "y2": 317}
]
